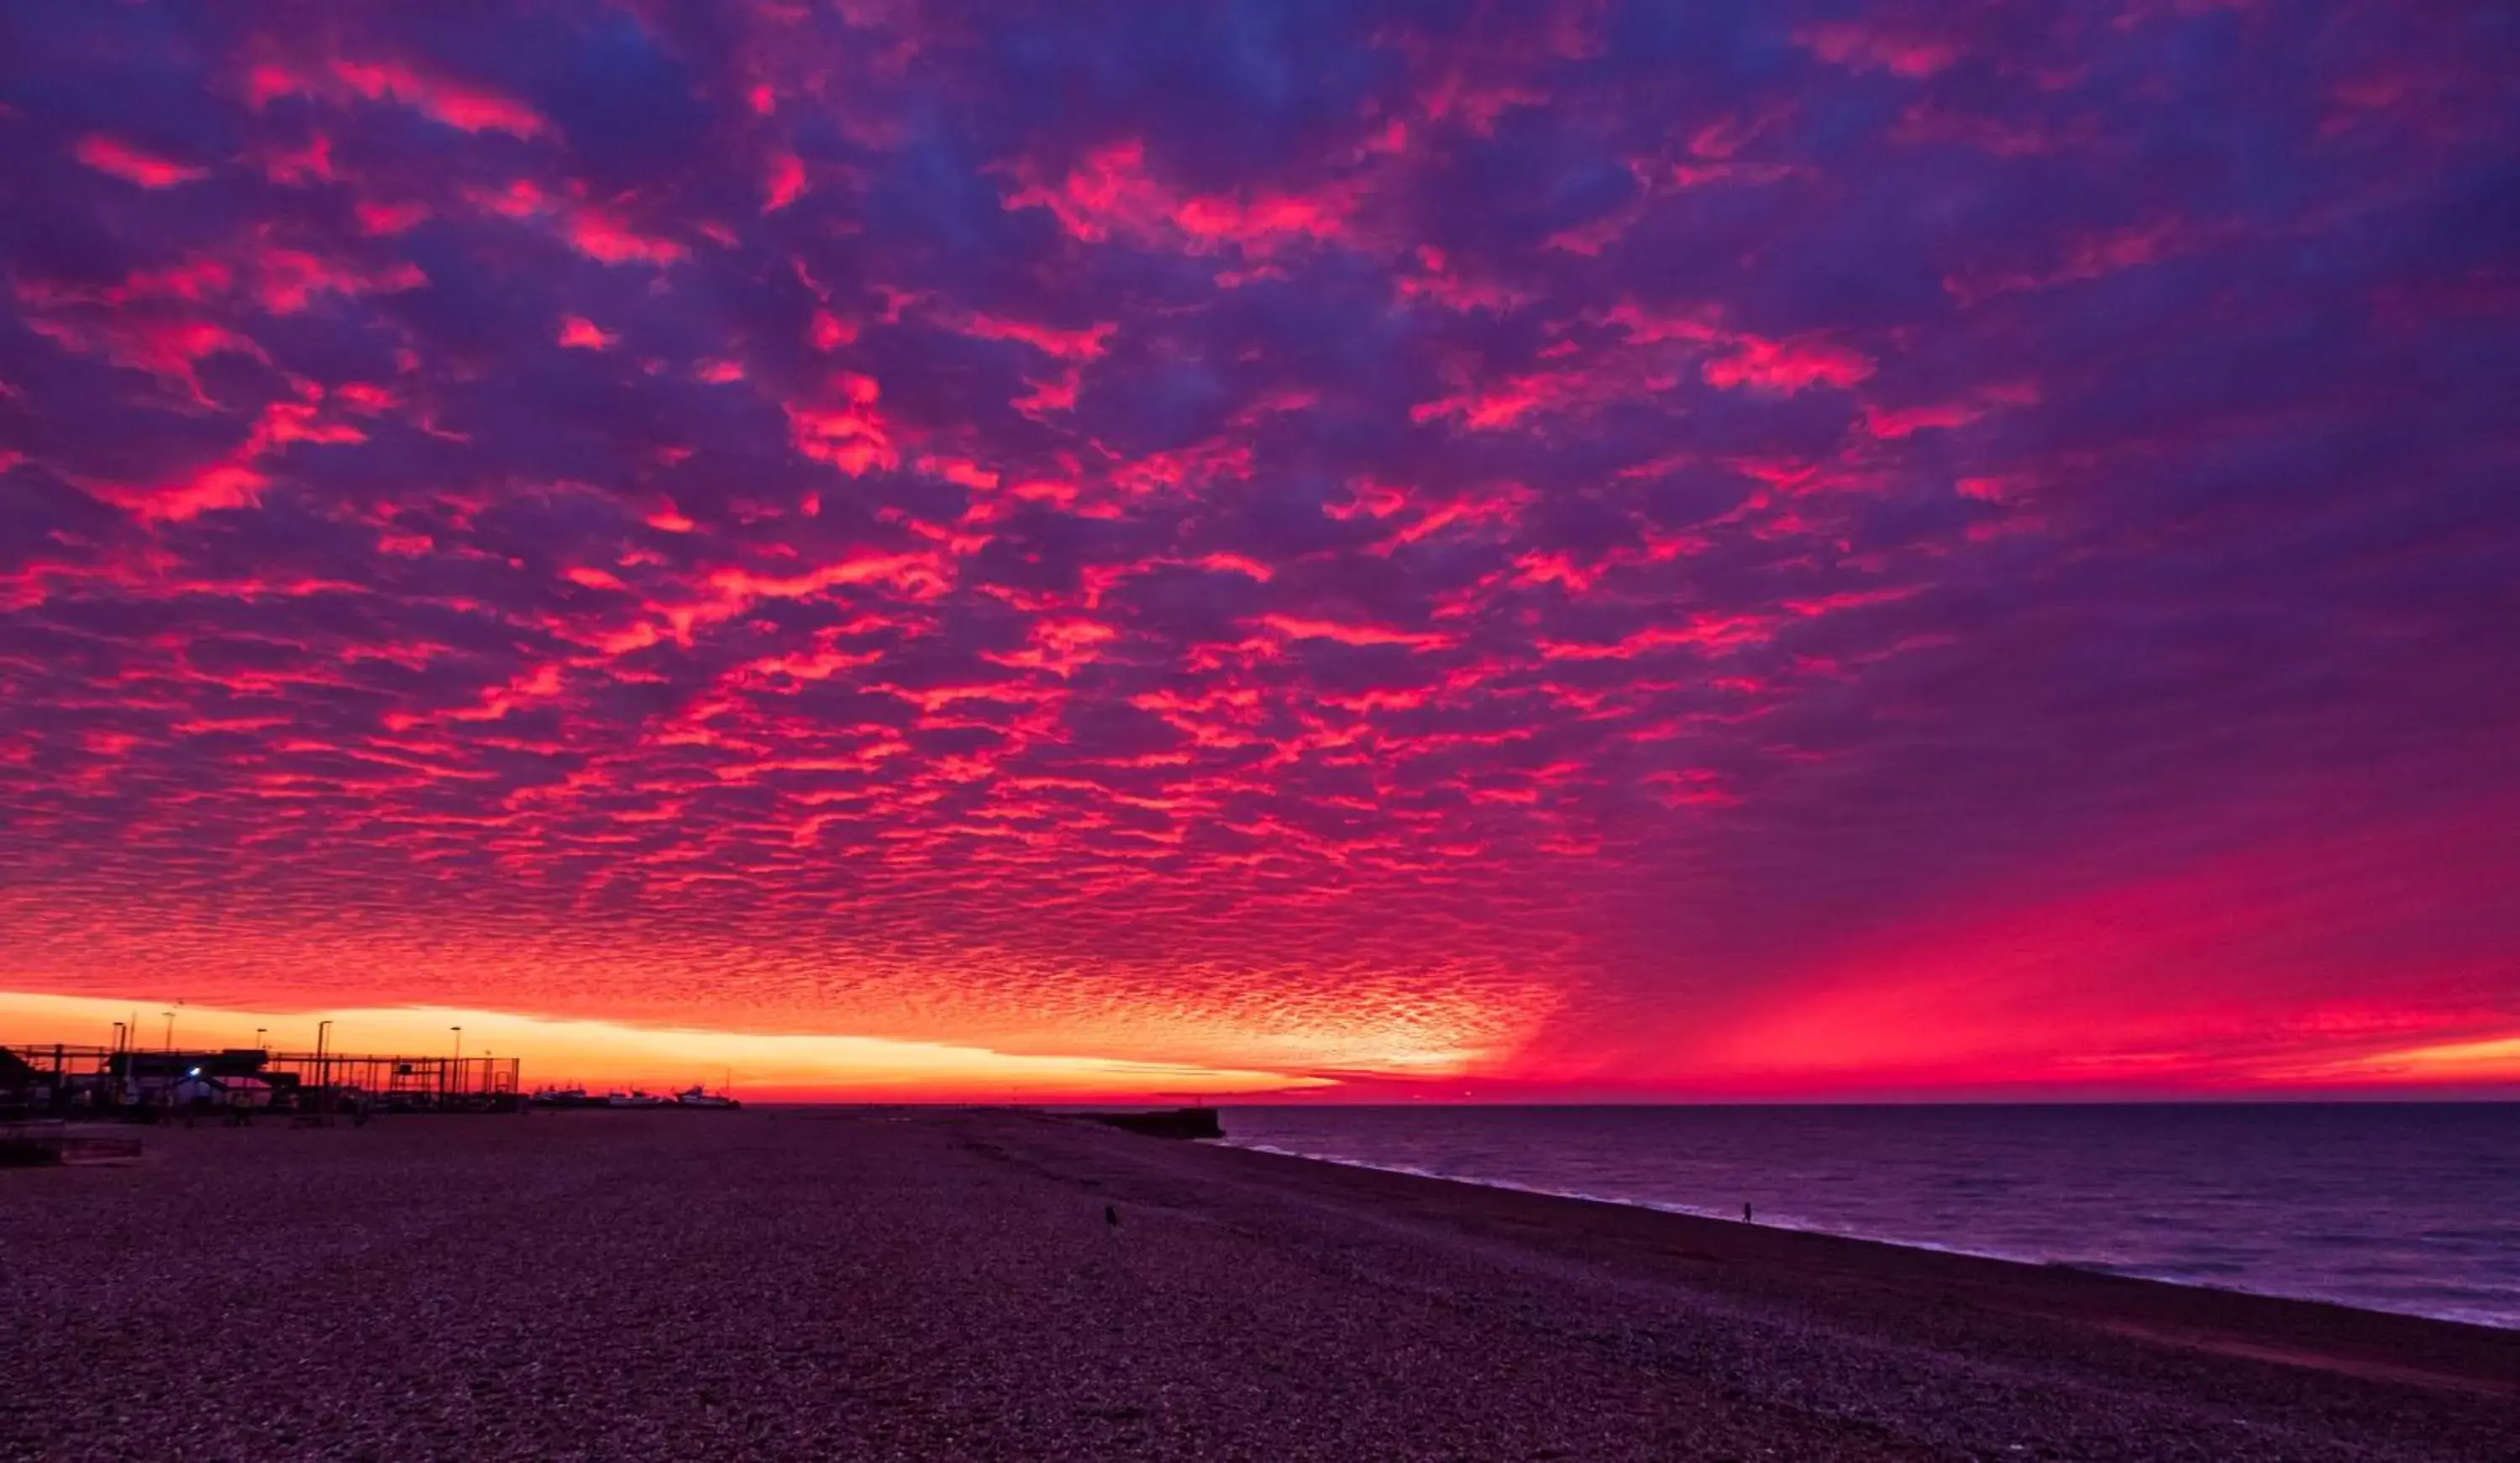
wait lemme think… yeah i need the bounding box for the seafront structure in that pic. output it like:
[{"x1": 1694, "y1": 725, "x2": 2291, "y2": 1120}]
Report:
[{"x1": 0, "y1": 1041, "x2": 524, "y2": 1117}]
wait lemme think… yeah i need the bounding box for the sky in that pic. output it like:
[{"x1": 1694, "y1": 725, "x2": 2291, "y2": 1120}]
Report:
[{"x1": 2, "y1": 0, "x2": 2516, "y2": 1101}]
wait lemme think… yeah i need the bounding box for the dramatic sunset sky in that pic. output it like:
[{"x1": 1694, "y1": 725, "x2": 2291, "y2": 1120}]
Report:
[{"x1": 3, "y1": 1, "x2": 2515, "y2": 1099}]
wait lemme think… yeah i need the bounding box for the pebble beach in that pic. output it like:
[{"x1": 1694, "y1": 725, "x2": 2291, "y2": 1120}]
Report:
[{"x1": 3, "y1": 1109, "x2": 2512, "y2": 1461}]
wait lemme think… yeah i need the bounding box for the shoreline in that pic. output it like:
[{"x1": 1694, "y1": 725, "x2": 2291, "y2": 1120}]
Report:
[
  {"x1": 1211, "y1": 1134, "x2": 2519, "y2": 1333},
  {"x1": 1166, "y1": 1125, "x2": 2520, "y2": 1403}
]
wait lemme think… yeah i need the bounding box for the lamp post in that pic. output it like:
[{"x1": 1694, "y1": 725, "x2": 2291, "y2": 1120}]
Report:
[
  {"x1": 255, "y1": 1027, "x2": 266, "y2": 1051},
  {"x1": 315, "y1": 1020, "x2": 333, "y2": 1120},
  {"x1": 162, "y1": 1009, "x2": 176, "y2": 1051}
]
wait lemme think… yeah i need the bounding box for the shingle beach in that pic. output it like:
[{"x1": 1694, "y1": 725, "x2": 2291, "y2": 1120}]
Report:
[{"x1": 3, "y1": 1109, "x2": 2512, "y2": 1461}]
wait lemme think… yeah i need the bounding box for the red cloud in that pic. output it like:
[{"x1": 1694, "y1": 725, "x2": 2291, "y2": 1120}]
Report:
[
  {"x1": 1259, "y1": 615, "x2": 1453, "y2": 650},
  {"x1": 87, "y1": 461, "x2": 270, "y2": 522},
  {"x1": 249, "y1": 55, "x2": 551, "y2": 139},
  {"x1": 16, "y1": 244, "x2": 423, "y2": 362},
  {"x1": 259, "y1": 130, "x2": 335, "y2": 186},
  {"x1": 559, "y1": 316, "x2": 617, "y2": 350},
  {"x1": 354, "y1": 198, "x2": 433, "y2": 235},
  {"x1": 1001, "y1": 139, "x2": 1361, "y2": 259},
  {"x1": 565, "y1": 209, "x2": 688, "y2": 267},
  {"x1": 1539, "y1": 614, "x2": 1773, "y2": 660},
  {"x1": 1795, "y1": 22, "x2": 1960, "y2": 79},
  {"x1": 705, "y1": 549, "x2": 949, "y2": 606},
  {"x1": 764, "y1": 151, "x2": 808, "y2": 212},
  {"x1": 24, "y1": 313, "x2": 268, "y2": 404},
  {"x1": 785, "y1": 374, "x2": 899, "y2": 476},
  {"x1": 72, "y1": 134, "x2": 207, "y2": 187},
  {"x1": 809, "y1": 311, "x2": 858, "y2": 351},
  {"x1": 985, "y1": 616, "x2": 1117, "y2": 677},
  {"x1": 247, "y1": 249, "x2": 427, "y2": 313},
  {"x1": 1192, "y1": 553, "x2": 1273, "y2": 582},
  {"x1": 81, "y1": 391, "x2": 364, "y2": 522},
  {"x1": 1702, "y1": 336, "x2": 1876, "y2": 394},
  {"x1": 1604, "y1": 301, "x2": 1725, "y2": 346},
  {"x1": 946, "y1": 311, "x2": 1117, "y2": 361},
  {"x1": 1862, "y1": 401, "x2": 1980, "y2": 438}
]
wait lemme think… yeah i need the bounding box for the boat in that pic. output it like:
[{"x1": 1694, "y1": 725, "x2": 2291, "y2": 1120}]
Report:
[
  {"x1": 674, "y1": 1085, "x2": 742, "y2": 1110},
  {"x1": 605, "y1": 1089, "x2": 669, "y2": 1108},
  {"x1": 529, "y1": 1086, "x2": 604, "y2": 1109}
]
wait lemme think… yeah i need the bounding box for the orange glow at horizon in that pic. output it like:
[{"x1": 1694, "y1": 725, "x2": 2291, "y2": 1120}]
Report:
[
  {"x1": 2272, "y1": 1035, "x2": 2520, "y2": 1086},
  {"x1": 0, "y1": 890, "x2": 1548, "y2": 1096},
  {"x1": 0, "y1": 992, "x2": 1332, "y2": 1102}
]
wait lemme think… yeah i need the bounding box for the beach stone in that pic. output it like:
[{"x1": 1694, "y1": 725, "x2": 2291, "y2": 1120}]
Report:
[{"x1": 0, "y1": 1112, "x2": 2511, "y2": 1462}]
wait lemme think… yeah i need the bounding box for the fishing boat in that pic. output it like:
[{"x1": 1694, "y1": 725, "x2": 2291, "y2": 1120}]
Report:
[
  {"x1": 605, "y1": 1088, "x2": 669, "y2": 1108},
  {"x1": 673, "y1": 1085, "x2": 742, "y2": 1109}
]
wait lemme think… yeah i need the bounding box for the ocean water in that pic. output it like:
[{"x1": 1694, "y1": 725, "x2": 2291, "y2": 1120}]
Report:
[{"x1": 1218, "y1": 1104, "x2": 2520, "y2": 1329}]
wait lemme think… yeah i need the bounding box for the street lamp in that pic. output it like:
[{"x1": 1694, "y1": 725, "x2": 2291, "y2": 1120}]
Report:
[
  {"x1": 255, "y1": 1027, "x2": 266, "y2": 1051},
  {"x1": 315, "y1": 1020, "x2": 333, "y2": 1119},
  {"x1": 161, "y1": 1009, "x2": 176, "y2": 1051},
  {"x1": 451, "y1": 1026, "x2": 463, "y2": 1062}
]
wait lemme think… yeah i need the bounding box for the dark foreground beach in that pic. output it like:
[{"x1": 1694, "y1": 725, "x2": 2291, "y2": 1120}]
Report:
[{"x1": 3, "y1": 1110, "x2": 2512, "y2": 1461}]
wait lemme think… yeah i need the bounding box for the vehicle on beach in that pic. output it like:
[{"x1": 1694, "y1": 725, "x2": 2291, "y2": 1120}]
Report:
[{"x1": 171, "y1": 1071, "x2": 275, "y2": 1109}]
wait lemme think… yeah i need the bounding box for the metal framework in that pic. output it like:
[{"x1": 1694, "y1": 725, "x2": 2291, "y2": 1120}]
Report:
[
  {"x1": 265, "y1": 1051, "x2": 522, "y2": 1105},
  {"x1": 1, "y1": 1041, "x2": 523, "y2": 1114}
]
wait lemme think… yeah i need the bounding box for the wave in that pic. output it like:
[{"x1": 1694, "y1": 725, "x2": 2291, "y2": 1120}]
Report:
[{"x1": 1218, "y1": 1138, "x2": 2518, "y2": 1331}]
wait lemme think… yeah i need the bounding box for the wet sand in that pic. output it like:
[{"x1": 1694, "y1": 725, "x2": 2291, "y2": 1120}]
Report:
[{"x1": 2, "y1": 1109, "x2": 2512, "y2": 1460}]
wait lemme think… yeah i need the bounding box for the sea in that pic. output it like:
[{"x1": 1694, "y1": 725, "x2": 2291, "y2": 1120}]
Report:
[{"x1": 1217, "y1": 1104, "x2": 2520, "y2": 1329}]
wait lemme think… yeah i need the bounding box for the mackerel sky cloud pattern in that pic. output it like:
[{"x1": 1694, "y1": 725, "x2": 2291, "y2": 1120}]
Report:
[{"x1": 3, "y1": 0, "x2": 2517, "y2": 1094}]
